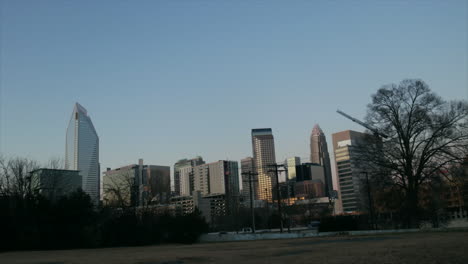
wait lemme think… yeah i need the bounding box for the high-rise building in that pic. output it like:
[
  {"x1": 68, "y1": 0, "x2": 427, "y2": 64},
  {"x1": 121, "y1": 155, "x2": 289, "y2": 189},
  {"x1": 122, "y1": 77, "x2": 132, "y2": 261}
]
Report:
[
  {"x1": 192, "y1": 160, "x2": 240, "y2": 215},
  {"x1": 332, "y1": 130, "x2": 369, "y2": 213},
  {"x1": 193, "y1": 160, "x2": 240, "y2": 197},
  {"x1": 251, "y1": 128, "x2": 277, "y2": 201},
  {"x1": 310, "y1": 124, "x2": 333, "y2": 196},
  {"x1": 241, "y1": 157, "x2": 257, "y2": 204},
  {"x1": 173, "y1": 157, "x2": 205, "y2": 196},
  {"x1": 65, "y1": 103, "x2": 100, "y2": 203},
  {"x1": 286, "y1": 157, "x2": 301, "y2": 181}
]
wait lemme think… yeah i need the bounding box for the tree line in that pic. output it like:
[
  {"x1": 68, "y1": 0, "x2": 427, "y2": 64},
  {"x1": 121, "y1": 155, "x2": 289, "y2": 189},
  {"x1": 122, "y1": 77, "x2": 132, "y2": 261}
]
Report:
[{"x1": 0, "y1": 156, "x2": 208, "y2": 251}]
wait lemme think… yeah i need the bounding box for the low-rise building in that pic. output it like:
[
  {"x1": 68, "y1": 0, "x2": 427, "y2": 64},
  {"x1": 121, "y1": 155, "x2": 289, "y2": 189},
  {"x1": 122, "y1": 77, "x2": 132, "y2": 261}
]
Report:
[{"x1": 30, "y1": 169, "x2": 82, "y2": 201}]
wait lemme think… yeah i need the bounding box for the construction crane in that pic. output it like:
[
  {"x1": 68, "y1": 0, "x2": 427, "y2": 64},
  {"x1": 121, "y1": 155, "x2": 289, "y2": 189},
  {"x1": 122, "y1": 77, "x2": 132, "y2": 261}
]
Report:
[{"x1": 336, "y1": 109, "x2": 388, "y2": 139}]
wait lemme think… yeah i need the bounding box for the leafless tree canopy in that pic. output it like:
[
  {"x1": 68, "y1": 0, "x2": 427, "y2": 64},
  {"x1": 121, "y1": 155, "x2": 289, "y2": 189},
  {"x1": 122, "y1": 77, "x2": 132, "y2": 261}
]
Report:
[
  {"x1": 0, "y1": 156, "x2": 40, "y2": 197},
  {"x1": 358, "y1": 79, "x2": 468, "y2": 224},
  {"x1": 103, "y1": 170, "x2": 136, "y2": 207}
]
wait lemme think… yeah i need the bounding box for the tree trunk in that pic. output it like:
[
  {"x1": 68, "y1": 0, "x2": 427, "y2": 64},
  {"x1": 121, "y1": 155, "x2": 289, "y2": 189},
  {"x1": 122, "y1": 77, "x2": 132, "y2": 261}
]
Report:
[{"x1": 406, "y1": 188, "x2": 419, "y2": 228}]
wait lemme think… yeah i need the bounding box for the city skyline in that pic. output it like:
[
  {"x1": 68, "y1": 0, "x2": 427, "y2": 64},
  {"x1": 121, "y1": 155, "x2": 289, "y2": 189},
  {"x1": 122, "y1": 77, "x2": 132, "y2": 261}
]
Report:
[{"x1": 1, "y1": 1, "x2": 466, "y2": 175}]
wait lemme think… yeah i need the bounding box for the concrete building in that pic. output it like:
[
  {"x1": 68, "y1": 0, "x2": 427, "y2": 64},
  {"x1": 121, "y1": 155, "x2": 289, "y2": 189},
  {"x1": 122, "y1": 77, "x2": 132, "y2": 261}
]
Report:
[
  {"x1": 192, "y1": 160, "x2": 240, "y2": 216},
  {"x1": 170, "y1": 195, "x2": 195, "y2": 215},
  {"x1": 173, "y1": 157, "x2": 205, "y2": 196},
  {"x1": 310, "y1": 124, "x2": 333, "y2": 196},
  {"x1": 286, "y1": 157, "x2": 301, "y2": 181},
  {"x1": 295, "y1": 163, "x2": 325, "y2": 183},
  {"x1": 295, "y1": 180, "x2": 325, "y2": 199},
  {"x1": 195, "y1": 192, "x2": 227, "y2": 224},
  {"x1": 102, "y1": 164, "x2": 137, "y2": 207},
  {"x1": 332, "y1": 130, "x2": 369, "y2": 213},
  {"x1": 240, "y1": 157, "x2": 257, "y2": 205},
  {"x1": 30, "y1": 169, "x2": 82, "y2": 201},
  {"x1": 251, "y1": 128, "x2": 277, "y2": 202},
  {"x1": 65, "y1": 103, "x2": 100, "y2": 203},
  {"x1": 193, "y1": 160, "x2": 240, "y2": 197},
  {"x1": 103, "y1": 159, "x2": 170, "y2": 207},
  {"x1": 170, "y1": 192, "x2": 228, "y2": 225}
]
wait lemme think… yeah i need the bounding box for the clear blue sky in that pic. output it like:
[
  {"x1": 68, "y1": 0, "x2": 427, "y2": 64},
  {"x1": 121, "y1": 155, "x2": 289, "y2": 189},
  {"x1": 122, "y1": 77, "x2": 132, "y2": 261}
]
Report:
[{"x1": 1, "y1": 0, "x2": 467, "y2": 172}]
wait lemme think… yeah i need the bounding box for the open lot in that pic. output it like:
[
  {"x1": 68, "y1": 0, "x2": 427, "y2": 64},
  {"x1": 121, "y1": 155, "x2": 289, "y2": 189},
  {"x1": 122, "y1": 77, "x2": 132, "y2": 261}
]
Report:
[{"x1": 2, "y1": 231, "x2": 468, "y2": 264}]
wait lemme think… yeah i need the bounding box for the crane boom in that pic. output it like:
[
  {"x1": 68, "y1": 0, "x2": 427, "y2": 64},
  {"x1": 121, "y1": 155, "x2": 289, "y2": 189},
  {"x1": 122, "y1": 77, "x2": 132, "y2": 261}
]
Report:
[{"x1": 336, "y1": 109, "x2": 388, "y2": 138}]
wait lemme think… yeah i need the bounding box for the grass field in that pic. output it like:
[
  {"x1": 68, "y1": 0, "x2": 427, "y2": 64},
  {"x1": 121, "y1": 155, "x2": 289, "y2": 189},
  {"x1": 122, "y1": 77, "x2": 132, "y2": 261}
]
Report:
[{"x1": 2, "y1": 231, "x2": 468, "y2": 264}]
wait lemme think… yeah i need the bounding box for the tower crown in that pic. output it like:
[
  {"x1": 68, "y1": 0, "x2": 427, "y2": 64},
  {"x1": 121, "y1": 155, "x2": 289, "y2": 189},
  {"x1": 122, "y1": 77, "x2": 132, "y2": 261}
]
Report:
[{"x1": 312, "y1": 124, "x2": 323, "y2": 136}]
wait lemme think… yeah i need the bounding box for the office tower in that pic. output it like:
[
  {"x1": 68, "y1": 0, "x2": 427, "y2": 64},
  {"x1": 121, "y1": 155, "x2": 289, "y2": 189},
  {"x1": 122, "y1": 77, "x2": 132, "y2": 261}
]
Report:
[
  {"x1": 295, "y1": 163, "x2": 325, "y2": 183},
  {"x1": 103, "y1": 159, "x2": 170, "y2": 206},
  {"x1": 251, "y1": 128, "x2": 277, "y2": 201},
  {"x1": 173, "y1": 156, "x2": 205, "y2": 196},
  {"x1": 332, "y1": 130, "x2": 369, "y2": 213},
  {"x1": 241, "y1": 157, "x2": 257, "y2": 204},
  {"x1": 65, "y1": 103, "x2": 100, "y2": 203},
  {"x1": 193, "y1": 160, "x2": 240, "y2": 215},
  {"x1": 193, "y1": 160, "x2": 240, "y2": 196},
  {"x1": 30, "y1": 169, "x2": 82, "y2": 201},
  {"x1": 286, "y1": 157, "x2": 301, "y2": 181},
  {"x1": 310, "y1": 124, "x2": 333, "y2": 196}
]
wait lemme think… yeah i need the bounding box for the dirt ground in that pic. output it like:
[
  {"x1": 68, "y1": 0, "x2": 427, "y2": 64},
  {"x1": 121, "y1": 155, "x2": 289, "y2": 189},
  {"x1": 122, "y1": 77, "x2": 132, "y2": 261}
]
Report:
[{"x1": 2, "y1": 231, "x2": 468, "y2": 264}]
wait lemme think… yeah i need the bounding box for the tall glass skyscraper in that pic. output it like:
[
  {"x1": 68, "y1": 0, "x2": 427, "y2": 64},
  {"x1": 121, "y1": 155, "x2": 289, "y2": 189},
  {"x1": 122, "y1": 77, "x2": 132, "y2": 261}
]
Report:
[
  {"x1": 310, "y1": 124, "x2": 333, "y2": 196},
  {"x1": 65, "y1": 103, "x2": 100, "y2": 202},
  {"x1": 251, "y1": 128, "x2": 276, "y2": 202}
]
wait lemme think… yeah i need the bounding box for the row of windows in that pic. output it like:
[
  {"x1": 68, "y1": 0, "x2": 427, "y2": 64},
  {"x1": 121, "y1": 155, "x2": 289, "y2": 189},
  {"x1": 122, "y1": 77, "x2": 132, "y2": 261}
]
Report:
[
  {"x1": 340, "y1": 185, "x2": 354, "y2": 191},
  {"x1": 339, "y1": 177, "x2": 353, "y2": 183},
  {"x1": 338, "y1": 168, "x2": 352, "y2": 173}
]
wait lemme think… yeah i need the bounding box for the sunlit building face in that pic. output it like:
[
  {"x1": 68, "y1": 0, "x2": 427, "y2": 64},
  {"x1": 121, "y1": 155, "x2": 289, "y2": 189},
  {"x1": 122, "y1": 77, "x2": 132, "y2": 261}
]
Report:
[
  {"x1": 251, "y1": 128, "x2": 277, "y2": 202},
  {"x1": 65, "y1": 103, "x2": 100, "y2": 203}
]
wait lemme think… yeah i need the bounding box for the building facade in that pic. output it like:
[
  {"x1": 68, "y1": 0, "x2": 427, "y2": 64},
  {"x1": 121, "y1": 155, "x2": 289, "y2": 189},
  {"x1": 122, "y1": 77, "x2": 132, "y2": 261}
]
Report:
[
  {"x1": 65, "y1": 103, "x2": 100, "y2": 203},
  {"x1": 286, "y1": 157, "x2": 301, "y2": 181},
  {"x1": 103, "y1": 159, "x2": 170, "y2": 207},
  {"x1": 310, "y1": 124, "x2": 333, "y2": 196},
  {"x1": 295, "y1": 163, "x2": 325, "y2": 183},
  {"x1": 332, "y1": 130, "x2": 369, "y2": 213},
  {"x1": 173, "y1": 157, "x2": 205, "y2": 196},
  {"x1": 30, "y1": 169, "x2": 82, "y2": 201},
  {"x1": 251, "y1": 128, "x2": 277, "y2": 202},
  {"x1": 241, "y1": 157, "x2": 257, "y2": 205}
]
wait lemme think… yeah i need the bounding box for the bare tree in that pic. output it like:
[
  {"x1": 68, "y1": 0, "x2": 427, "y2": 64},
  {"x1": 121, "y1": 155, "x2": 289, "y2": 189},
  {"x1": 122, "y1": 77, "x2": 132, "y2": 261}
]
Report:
[
  {"x1": 0, "y1": 156, "x2": 40, "y2": 198},
  {"x1": 358, "y1": 79, "x2": 468, "y2": 227},
  {"x1": 46, "y1": 157, "x2": 64, "y2": 170},
  {"x1": 103, "y1": 170, "x2": 137, "y2": 208}
]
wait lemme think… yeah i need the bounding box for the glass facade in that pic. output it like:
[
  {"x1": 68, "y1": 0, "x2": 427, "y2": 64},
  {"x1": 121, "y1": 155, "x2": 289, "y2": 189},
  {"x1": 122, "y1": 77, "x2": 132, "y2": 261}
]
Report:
[{"x1": 65, "y1": 103, "x2": 100, "y2": 203}]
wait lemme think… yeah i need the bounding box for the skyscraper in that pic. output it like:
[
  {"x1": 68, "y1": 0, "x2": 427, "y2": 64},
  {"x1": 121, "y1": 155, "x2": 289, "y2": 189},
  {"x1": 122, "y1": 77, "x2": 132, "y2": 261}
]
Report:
[
  {"x1": 65, "y1": 103, "x2": 100, "y2": 202},
  {"x1": 310, "y1": 124, "x2": 333, "y2": 196},
  {"x1": 251, "y1": 128, "x2": 276, "y2": 201},
  {"x1": 332, "y1": 130, "x2": 369, "y2": 213}
]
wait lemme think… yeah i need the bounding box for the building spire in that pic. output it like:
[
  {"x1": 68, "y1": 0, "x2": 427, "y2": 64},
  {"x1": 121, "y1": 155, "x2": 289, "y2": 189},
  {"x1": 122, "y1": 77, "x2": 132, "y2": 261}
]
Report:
[{"x1": 312, "y1": 124, "x2": 323, "y2": 136}]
